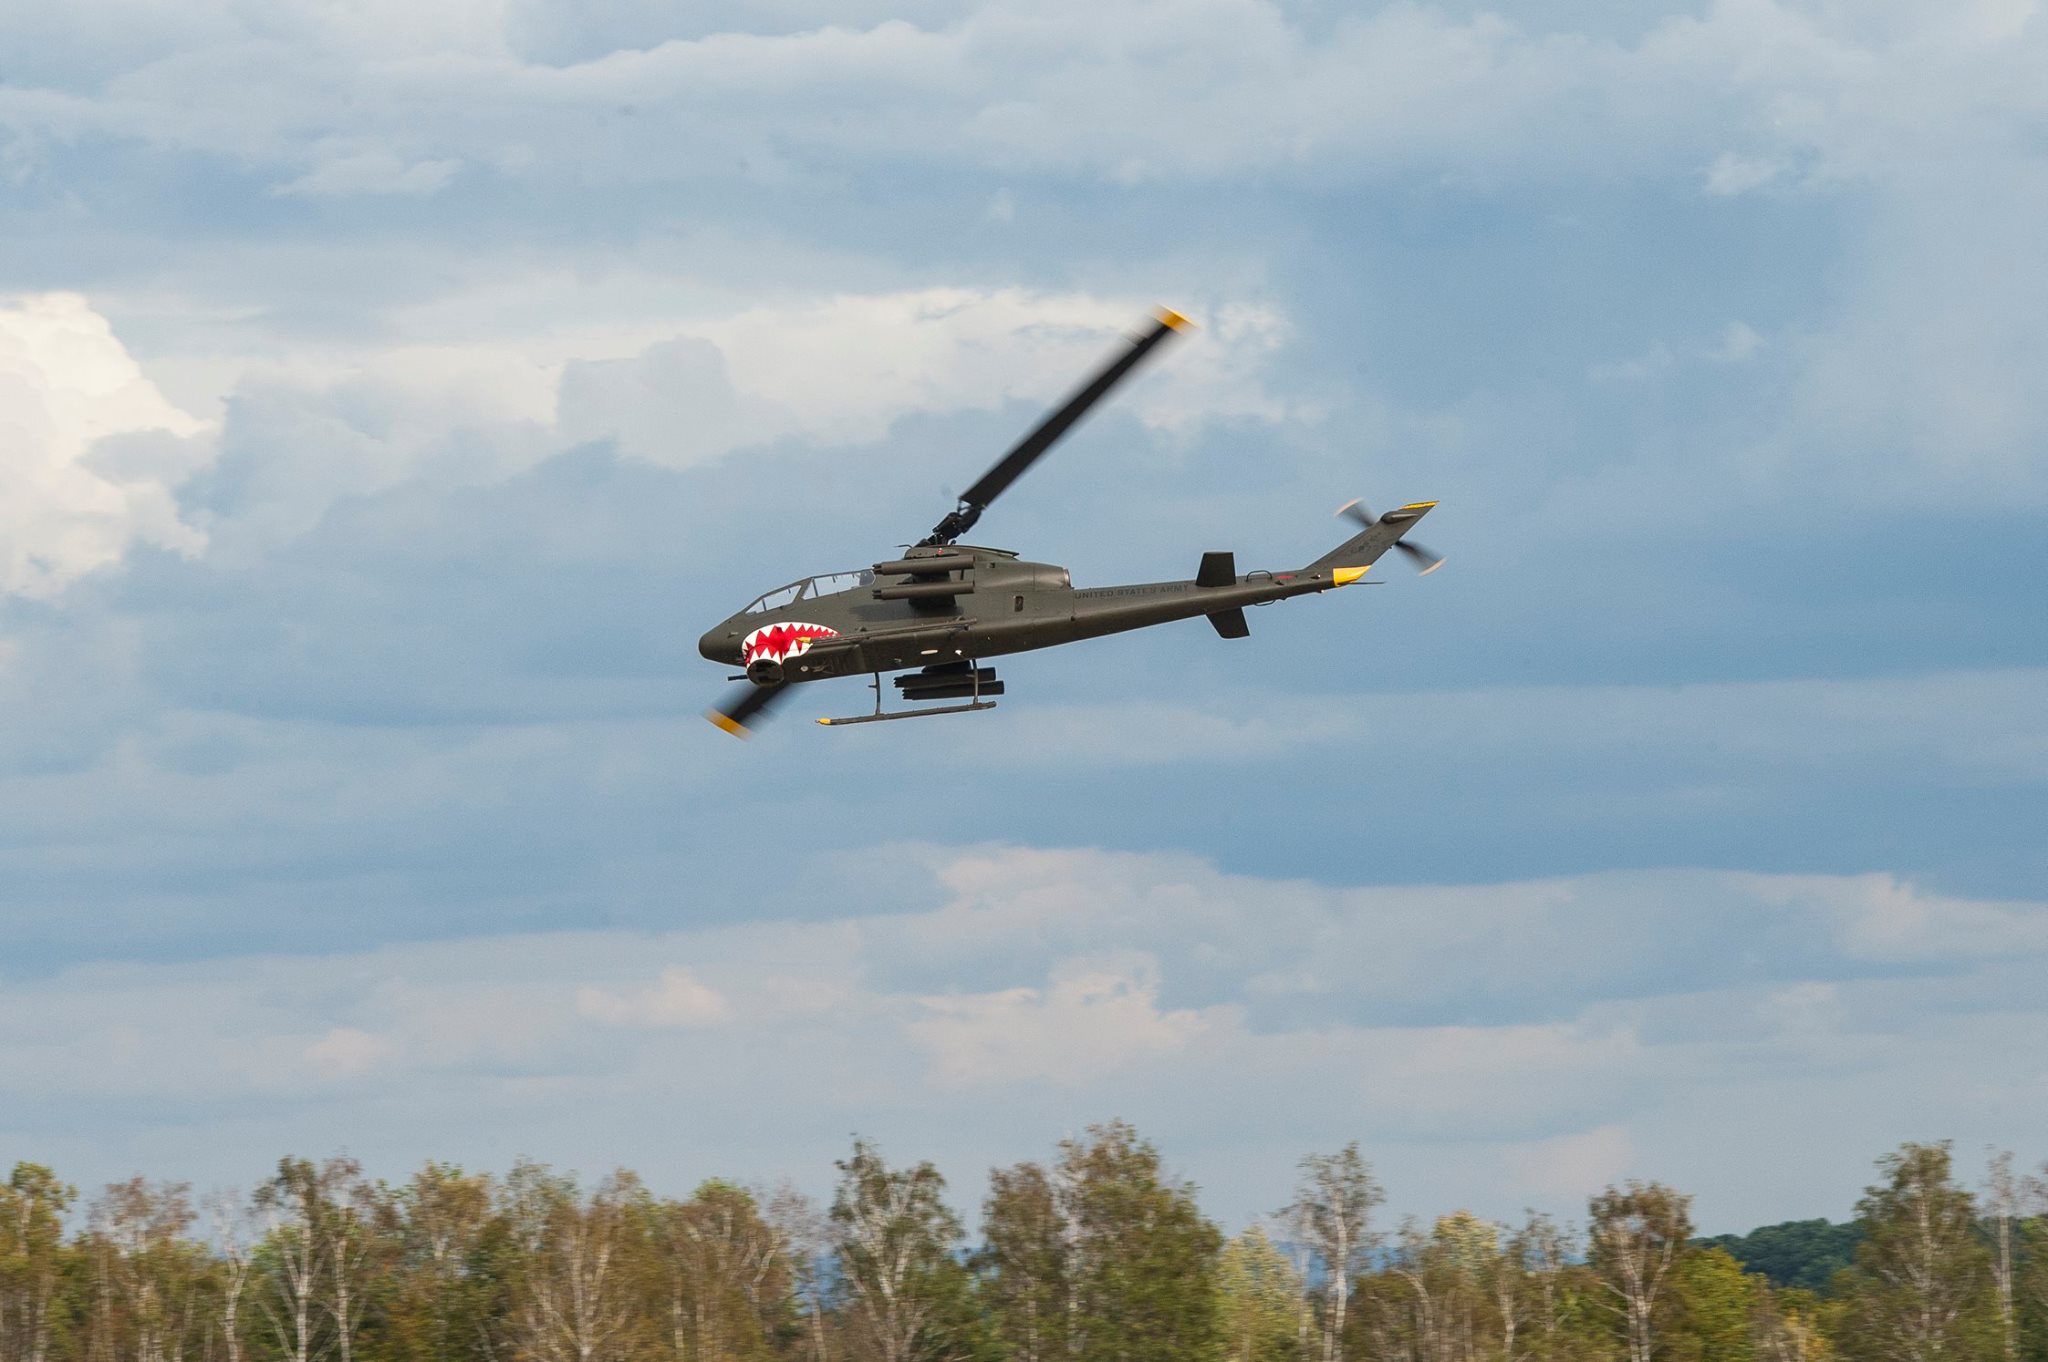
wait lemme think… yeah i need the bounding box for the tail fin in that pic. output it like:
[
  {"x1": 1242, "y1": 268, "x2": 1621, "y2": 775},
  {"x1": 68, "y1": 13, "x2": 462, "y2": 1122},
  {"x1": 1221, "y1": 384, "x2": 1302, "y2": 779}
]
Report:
[{"x1": 1307, "y1": 501, "x2": 1436, "y2": 580}]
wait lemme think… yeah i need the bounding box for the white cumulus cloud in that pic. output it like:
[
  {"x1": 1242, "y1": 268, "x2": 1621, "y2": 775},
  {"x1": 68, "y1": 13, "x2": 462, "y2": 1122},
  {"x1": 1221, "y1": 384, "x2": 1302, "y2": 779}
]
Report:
[
  {"x1": 909, "y1": 953, "x2": 1224, "y2": 1086},
  {"x1": 0, "y1": 293, "x2": 211, "y2": 597}
]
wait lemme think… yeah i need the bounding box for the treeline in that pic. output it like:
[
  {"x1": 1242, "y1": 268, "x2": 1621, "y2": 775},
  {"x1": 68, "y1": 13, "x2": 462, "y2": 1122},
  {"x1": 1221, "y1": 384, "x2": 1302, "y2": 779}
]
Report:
[{"x1": 4, "y1": 1126, "x2": 2047, "y2": 1362}]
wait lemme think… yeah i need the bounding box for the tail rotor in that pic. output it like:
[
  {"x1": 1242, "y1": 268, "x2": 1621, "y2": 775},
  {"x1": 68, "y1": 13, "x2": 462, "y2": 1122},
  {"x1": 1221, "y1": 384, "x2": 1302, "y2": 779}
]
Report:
[{"x1": 1336, "y1": 498, "x2": 1445, "y2": 575}]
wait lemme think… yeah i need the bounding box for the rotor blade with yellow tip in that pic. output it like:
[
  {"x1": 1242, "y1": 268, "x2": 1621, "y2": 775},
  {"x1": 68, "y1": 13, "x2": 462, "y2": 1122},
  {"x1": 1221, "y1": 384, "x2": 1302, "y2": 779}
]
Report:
[
  {"x1": 921, "y1": 308, "x2": 1195, "y2": 546},
  {"x1": 705, "y1": 680, "x2": 789, "y2": 738}
]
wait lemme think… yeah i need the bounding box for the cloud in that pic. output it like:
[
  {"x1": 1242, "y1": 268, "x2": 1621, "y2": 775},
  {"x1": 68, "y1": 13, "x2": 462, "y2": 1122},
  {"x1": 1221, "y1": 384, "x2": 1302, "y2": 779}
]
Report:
[
  {"x1": 6, "y1": 849, "x2": 2048, "y2": 1227},
  {"x1": 272, "y1": 148, "x2": 462, "y2": 198},
  {"x1": 7, "y1": 0, "x2": 2041, "y2": 192},
  {"x1": 1703, "y1": 152, "x2": 1785, "y2": 196},
  {"x1": 578, "y1": 966, "x2": 732, "y2": 1028},
  {"x1": 909, "y1": 954, "x2": 1223, "y2": 1085},
  {"x1": 305, "y1": 1026, "x2": 395, "y2": 1077},
  {"x1": 109, "y1": 282, "x2": 1292, "y2": 562},
  {"x1": 0, "y1": 293, "x2": 210, "y2": 596}
]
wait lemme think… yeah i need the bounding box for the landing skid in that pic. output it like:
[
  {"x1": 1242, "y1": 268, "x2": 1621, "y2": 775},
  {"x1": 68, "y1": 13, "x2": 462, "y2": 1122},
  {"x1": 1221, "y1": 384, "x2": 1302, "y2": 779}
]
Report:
[
  {"x1": 817, "y1": 701, "x2": 997, "y2": 727},
  {"x1": 817, "y1": 671, "x2": 999, "y2": 728}
]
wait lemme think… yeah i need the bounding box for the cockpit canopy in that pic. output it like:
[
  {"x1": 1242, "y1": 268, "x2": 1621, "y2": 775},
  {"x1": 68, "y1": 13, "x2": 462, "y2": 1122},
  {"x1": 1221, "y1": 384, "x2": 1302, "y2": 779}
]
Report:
[{"x1": 742, "y1": 569, "x2": 875, "y2": 614}]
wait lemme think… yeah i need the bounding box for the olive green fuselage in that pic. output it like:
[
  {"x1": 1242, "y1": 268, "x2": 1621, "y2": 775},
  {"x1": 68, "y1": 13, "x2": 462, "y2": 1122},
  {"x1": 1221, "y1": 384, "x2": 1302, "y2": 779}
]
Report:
[{"x1": 697, "y1": 546, "x2": 1348, "y2": 684}]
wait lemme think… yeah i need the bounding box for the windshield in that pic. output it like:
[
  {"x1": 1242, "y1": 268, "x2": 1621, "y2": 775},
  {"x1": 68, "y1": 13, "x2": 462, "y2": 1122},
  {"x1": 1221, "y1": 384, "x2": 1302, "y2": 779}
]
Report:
[{"x1": 743, "y1": 570, "x2": 874, "y2": 614}]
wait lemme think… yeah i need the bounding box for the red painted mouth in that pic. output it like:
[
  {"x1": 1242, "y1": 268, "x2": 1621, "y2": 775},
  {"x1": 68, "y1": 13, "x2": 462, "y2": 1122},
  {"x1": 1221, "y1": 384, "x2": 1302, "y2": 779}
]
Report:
[{"x1": 742, "y1": 622, "x2": 839, "y2": 666}]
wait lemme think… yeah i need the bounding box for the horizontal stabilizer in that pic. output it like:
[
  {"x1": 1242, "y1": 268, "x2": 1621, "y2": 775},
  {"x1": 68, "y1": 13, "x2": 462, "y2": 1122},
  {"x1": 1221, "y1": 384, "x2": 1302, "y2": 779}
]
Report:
[
  {"x1": 1196, "y1": 551, "x2": 1237, "y2": 588},
  {"x1": 1208, "y1": 607, "x2": 1250, "y2": 639}
]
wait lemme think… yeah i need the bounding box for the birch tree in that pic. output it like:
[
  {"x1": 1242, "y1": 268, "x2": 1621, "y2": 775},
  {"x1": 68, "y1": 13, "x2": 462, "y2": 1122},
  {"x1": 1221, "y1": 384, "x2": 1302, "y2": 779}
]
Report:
[
  {"x1": 84, "y1": 1178, "x2": 204, "y2": 1362},
  {"x1": 1981, "y1": 1152, "x2": 2018, "y2": 1362},
  {"x1": 1051, "y1": 1121, "x2": 1221, "y2": 1362},
  {"x1": 976, "y1": 1164, "x2": 1068, "y2": 1362},
  {"x1": 390, "y1": 1165, "x2": 494, "y2": 1362},
  {"x1": 1841, "y1": 1143, "x2": 1993, "y2": 1362},
  {"x1": 1509, "y1": 1214, "x2": 1575, "y2": 1362},
  {"x1": 650, "y1": 1181, "x2": 791, "y2": 1362},
  {"x1": 829, "y1": 1140, "x2": 973, "y2": 1362},
  {"x1": 205, "y1": 1194, "x2": 254, "y2": 1362},
  {"x1": 254, "y1": 1159, "x2": 335, "y2": 1362},
  {"x1": 0, "y1": 1166, "x2": 74, "y2": 1362},
  {"x1": 1281, "y1": 1145, "x2": 1383, "y2": 1362},
  {"x1": 504, "y1": 1165, "x2": 645, "y2": 1362},
  {"x1": 1587, "y1": 1182, "x2": 1693, "y2": 1362}
]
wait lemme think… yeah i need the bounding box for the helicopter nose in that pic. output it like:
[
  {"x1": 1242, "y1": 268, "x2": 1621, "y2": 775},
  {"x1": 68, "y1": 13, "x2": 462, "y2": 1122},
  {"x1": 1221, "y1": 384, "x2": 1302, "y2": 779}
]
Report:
[{"x1": 698, "y1": 626, "x2": 736, "y2": 663}]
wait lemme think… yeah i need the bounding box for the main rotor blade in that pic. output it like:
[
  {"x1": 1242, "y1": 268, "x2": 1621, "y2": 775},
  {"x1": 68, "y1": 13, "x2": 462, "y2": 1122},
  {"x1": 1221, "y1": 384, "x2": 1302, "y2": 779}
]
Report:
[
  {"x1": 706, "y1": 680, "x2": 788, "y2": 738},
  {"x1": 921, "y1": 307, "x2": 1193, "y2": 545}
]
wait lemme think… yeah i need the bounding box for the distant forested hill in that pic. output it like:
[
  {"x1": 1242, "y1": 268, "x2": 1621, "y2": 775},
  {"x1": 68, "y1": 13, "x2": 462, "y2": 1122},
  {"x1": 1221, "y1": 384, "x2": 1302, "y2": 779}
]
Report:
[{"x1": 1698, "y1": 1217, "x2": 1864, "y2": 1292}]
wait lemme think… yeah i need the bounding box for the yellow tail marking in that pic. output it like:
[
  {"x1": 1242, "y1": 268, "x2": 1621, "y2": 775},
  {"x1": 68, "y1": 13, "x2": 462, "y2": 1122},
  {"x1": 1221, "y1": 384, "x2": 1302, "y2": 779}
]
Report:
[{"x1": 1332, "y1": 566, "x2": 1369, "y2": 586}]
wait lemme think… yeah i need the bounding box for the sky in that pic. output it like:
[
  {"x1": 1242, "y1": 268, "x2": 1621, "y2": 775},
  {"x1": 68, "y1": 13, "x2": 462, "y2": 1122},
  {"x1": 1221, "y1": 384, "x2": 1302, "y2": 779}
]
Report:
[{"x1": 3, "y1": 0, "x2": 2048, "y2": 1238}]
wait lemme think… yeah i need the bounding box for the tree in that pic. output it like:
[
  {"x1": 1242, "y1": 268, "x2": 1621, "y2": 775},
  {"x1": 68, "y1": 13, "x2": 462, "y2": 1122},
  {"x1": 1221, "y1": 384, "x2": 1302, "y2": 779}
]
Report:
[
  {"x1": 252, "y1": 1157, "x2": 381, "y2": 1362},
  {"x1": 82, "y1": 1178, "x2": 207, "y2": 1362},
  {"x1": 206, "y1": 1191, "x2": 256, "y2": 1362},
  {"x1": 1667, "y1": 1248, "x2": 1753, "y2": 1362},
  {"x1": 1839, "y1": 1143, "x2": 1994, "y2": 1362},
  {"x1": 1359, "y1": 1211, "x2": 1531, "y2": 1362},
  {"x1": 830, "y1": 1140, "x2": 975, "y2": 1362},
  {"x1": 1748, "y1": 1288, "x2": 1834, "y2": 1362},
  {"x1": 1281, "y1": 1145, "x2": 1383, "y2": 1362},
  {"x1": 983, "y1": 1122, "x2": 1222, "y2": 1362},
  {"x1": 1982, "y1": 1153, "x2": 2019, "y2": 1362},
  {"x1": 1217, "y1": 1228, "x2": 1299, "y2": 1362},
  {"x1": 976, "y1": 1164, "x2": 1068, "y2": 1362},
  {"x1": 1695, "y1": 1224, "x2": 1862, "y2": 1297},
  {"x1": 763, "y1": 1187, "x2": 832, "y2": 1362},
  {"x1": 2018, "y1": 1161, "x2": 2048, "y2": 1362},
  {"x1": 387, "y1": 1164, "x2": 496, "y2": 1362},
  {"x1": 1587, "y1": 1181, "x2": 1694, "y2": 1362},
  {"x1": 647, "y1": 1181, "x2": 792, "y2": 1362},
  {"x1": 502, "y1": 1164, "x2": 647, "y2": 1362},
  {"x1": 1, "y1": 1166, "x2": 76, "y2": 1362}
]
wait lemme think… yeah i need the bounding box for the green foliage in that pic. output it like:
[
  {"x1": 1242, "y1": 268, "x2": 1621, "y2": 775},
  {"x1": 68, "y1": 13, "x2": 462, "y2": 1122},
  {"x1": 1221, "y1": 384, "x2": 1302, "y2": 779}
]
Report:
[
  {"x1": 8, "y1": 1136, "x2": 2048, "y2": 1362},
  {"x1": 975, "y1": 1123, "x2": 1222, "y2": 1362},
  {"x1": 975, "y1": 1162, "x2": 1065, "y2": 1362},
  {"x1": 1216, "y1": 1227, "x2": 1299, "y2": 1362},
  {"x1": 1588, "y1": 1181, "x2": 1695, "y2": 1362},
  {"x1": 2, "y1": 1164, "x2": 80, "y2": 1362},
  {"x1": 1837, "y1": 1141, "x2": 1998, "y2": 1362},
  {"x1": 1668, "y1": 1248, "x2": 1754, "y2": 1362},
  {"x1": 1697, "y1": 1223, "x2": 1863, "y2": 1296},
  {"x1": 831, "y1": 1138, "x2": 983, "y2": 1362},
  {"x1": 1056, "y1": 1121, "x2": 1222, "y2": 1362}
]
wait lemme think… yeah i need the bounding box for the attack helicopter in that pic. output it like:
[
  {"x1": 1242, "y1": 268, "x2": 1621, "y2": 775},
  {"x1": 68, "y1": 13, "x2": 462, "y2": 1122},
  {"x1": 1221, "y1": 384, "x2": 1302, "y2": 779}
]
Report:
[{"x1": 699, "y1": 308, "x2": 1442, "y2": 736}]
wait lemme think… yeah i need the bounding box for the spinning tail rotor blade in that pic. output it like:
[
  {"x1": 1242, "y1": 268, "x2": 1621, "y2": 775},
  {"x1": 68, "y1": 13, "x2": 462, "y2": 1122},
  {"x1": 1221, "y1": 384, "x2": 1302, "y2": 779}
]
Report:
[
  {"x1": 706, "y1": 680, "x2": 789, "y2": 738},
  {"x1": 1394, "y1": 539, "x2": 1446, "y2": 575},
  {"x1": 921, "y1": 307, "x2": 1194, "y2": 546},
  {"x1": 1335, "y1": 497, "x2": 1444, "y2": 574},
  {"x1": 1336, "y1": 497, "x2": 1374, "y2": 528}
]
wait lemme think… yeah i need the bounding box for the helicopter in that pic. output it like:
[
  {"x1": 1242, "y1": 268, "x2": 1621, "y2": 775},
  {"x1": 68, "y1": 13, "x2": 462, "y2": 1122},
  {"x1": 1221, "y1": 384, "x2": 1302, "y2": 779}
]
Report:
[{"x1": 699, "y1": 307, "x2": 1441, "y2": 736}]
